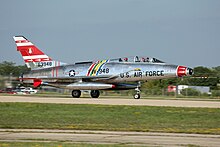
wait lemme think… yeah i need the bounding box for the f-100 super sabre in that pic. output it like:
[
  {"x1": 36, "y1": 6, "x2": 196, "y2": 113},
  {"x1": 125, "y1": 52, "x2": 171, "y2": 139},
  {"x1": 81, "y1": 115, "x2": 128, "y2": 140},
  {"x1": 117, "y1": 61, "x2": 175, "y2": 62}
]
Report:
[{"x1": 13, "y1": 36, "x2": 193, "y2": 99}]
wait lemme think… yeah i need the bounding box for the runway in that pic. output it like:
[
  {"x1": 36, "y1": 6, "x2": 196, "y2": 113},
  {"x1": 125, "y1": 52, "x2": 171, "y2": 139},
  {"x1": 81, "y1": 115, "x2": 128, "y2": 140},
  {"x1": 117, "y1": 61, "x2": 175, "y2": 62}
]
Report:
[
  {"x1": 0, "y1": 95, "x2": 220, "y2": 108},
  {"x1": 1, "y1": 96, "x2": 220, "y2": 146},
  {"x1": 0, "y1": 129, "x2": 219, "y2": 146}
]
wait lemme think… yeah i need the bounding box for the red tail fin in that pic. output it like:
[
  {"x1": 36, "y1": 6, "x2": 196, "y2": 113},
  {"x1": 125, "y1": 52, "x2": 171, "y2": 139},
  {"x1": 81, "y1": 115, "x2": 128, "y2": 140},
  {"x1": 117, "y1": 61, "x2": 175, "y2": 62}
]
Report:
[{"x1": 13, "y1": 36, "x2": 66, "y2": 70}]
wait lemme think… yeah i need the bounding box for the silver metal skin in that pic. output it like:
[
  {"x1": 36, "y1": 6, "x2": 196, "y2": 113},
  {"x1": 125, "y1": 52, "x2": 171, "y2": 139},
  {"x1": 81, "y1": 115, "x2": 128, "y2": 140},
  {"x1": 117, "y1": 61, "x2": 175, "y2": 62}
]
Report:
[
  {"x1": 14, "y1": 36, "x2": 193, "y2": 99},
  {"x1": 25, "y1": 62, "x2": 179, "y2": 83},
  {"x1": 22, "y1": 60, "x2": 193, "y2": 98}
]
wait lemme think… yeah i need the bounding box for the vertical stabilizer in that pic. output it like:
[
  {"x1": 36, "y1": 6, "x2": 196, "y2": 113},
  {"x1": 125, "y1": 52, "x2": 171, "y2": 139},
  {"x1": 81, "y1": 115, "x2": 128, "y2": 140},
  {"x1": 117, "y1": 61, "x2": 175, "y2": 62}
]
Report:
[{"x1": 13, "y1": 36, "x2": 66, "y2": 70}]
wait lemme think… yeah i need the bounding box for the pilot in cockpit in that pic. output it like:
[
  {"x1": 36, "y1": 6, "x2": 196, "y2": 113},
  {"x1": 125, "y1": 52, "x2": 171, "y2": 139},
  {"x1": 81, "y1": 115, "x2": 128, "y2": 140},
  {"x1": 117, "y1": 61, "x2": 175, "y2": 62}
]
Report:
[
  {"x1": 141, "y1": 57, "x2": 146, "y2": 62},
  {"x1": 134, "y1": 56, "x2": 140, "y2": 62},
  {"x1": 124, "y1": 57, "x2": 128, "y2": 62},
  {"x1": 146, "y1": 57, "x2": 149, "y2": 62}
]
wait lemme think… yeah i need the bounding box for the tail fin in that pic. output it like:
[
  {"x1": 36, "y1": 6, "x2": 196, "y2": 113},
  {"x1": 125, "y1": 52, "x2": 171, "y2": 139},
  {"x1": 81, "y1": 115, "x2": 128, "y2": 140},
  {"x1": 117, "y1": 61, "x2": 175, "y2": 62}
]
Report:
[{"x1": 13, "y1": 36, "x2": 66, "y2": 70}]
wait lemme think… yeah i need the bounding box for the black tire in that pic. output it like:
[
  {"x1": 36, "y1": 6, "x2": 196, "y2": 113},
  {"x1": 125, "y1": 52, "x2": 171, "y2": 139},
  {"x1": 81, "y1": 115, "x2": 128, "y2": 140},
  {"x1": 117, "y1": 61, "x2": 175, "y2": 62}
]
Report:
[
  {"x1": 72, "y1": 90, "x2": 81, "y2": 98},
  {"x1": 90, "y1": 90, "x2": 100, "y2": 98},
  {"x1": 134, "y1": 93, "x2": 140, "y2": 99}
]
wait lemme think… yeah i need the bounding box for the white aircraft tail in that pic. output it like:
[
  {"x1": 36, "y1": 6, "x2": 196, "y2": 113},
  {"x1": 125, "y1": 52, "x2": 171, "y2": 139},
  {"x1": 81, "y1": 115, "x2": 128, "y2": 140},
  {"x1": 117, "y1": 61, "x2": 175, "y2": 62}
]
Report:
[{"x1": 13, "y1": 36, "x2": 66, "y2": 70}]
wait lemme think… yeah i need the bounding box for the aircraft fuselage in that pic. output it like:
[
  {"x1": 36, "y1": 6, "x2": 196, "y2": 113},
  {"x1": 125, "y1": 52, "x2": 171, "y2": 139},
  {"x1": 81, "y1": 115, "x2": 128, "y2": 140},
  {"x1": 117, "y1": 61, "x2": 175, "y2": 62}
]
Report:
[
  {"x1": 14, "y1": 35, "x2": 193, "y2": 99},
  {"x1": 23, "y1": 62, "x2": 181, "y2": 83}
]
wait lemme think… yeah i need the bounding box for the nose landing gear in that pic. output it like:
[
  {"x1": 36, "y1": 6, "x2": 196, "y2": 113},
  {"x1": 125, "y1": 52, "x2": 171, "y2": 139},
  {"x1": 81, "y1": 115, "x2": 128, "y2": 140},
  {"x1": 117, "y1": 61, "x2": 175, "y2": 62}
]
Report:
[
  {"x1": 133, "y1": 82, "x2": 141, "y2": 99},
  {"x1": 134, "y1": 88, "x2": 141, "y2": 99}
]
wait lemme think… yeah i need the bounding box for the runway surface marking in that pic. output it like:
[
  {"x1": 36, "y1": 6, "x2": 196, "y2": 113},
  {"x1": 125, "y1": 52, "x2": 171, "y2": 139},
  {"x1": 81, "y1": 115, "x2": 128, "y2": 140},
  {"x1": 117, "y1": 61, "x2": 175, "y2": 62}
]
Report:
[
  {"x1": 0, "y1": 129, "x2": 219, "y2": 146},
  {"x1": 0, "y1": 95, "x2": 220, "y2": 108}
]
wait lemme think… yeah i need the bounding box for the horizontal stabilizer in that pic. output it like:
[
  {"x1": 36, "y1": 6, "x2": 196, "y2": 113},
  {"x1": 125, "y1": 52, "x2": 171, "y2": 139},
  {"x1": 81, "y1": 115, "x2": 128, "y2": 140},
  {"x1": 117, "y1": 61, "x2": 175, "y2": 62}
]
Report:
[{"x1": 33, "y1": 79, "x2": 42, "y2": 88}]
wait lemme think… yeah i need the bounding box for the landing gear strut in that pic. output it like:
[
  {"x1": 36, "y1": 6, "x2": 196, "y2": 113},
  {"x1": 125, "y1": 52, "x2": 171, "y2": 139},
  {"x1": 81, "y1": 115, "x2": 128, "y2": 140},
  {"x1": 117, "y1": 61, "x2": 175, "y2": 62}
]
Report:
[
  {"x1": 133, "y1": 82, "x2": 141, "y2": 99},
  {"x1": 90, "y1": 90, "x2": 100, "y2": 98},
  {"x1": 72, "y1": 90, "x2": 81, "y2": 98}
]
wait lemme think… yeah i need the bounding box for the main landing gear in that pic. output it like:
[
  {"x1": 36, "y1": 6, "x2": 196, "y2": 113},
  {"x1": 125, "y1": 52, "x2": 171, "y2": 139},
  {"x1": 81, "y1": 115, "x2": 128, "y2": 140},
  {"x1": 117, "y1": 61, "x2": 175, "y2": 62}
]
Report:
[
  {"x1": 72, "y1": 90, "x2": 81, "y2": 98},
  {"x1": 71, "y1": 90, "x2": 100, "y2": 98},
  {"x1": 90, "y1": 90, "x2": 100, "y2": 98}
]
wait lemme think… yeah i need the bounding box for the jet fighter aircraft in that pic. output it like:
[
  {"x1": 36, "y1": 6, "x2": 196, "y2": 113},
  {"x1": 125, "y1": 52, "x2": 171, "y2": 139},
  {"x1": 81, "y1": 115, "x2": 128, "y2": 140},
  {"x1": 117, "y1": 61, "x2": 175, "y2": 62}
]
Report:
[{"x1": 13, "y1": 36, "x2": 193, "y2": 99}]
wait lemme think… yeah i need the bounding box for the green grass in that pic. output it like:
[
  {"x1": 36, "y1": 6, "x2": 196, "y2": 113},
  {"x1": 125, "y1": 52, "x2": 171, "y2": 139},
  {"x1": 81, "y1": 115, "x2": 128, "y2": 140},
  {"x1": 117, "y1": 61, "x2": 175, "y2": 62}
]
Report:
[
  {"x1": 0, "y1": 142, "x2": 130, "y2": 147},
  {"x1": 0, "y1": 103, "x2": 220, "y2": 134}
]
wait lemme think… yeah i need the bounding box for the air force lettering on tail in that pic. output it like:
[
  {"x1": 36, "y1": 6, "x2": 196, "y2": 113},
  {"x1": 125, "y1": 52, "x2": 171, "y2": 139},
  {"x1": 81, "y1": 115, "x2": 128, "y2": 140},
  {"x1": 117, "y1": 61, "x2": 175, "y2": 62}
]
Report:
[{"x1": 13, "y1": 36, "x2": 193, "y2": 99}]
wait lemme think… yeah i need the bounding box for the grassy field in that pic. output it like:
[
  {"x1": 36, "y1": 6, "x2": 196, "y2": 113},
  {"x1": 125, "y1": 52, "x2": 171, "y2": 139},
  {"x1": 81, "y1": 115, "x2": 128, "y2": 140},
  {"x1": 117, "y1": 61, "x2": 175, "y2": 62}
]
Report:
[{"x1": 0, "y1": 103, "x2": 219, "y2": 134}]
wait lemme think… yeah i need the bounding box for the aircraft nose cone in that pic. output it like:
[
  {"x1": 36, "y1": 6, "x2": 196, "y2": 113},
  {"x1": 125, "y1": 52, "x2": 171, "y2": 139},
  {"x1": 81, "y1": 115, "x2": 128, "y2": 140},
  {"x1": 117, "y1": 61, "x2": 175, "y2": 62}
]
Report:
[{"x1": 177, "y1": 66, "x2": 193, "y2": 77}]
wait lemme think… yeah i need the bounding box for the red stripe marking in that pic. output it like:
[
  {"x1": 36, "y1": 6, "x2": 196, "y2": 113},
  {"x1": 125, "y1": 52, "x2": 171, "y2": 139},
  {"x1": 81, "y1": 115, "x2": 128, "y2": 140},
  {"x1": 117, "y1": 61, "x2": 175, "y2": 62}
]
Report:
[
  {"x1": 17, "y1": 46, "x2": 45, "y2": 55},
  {"x1": 32, "y1": 58, "x2": 52, "y2": 62},
  {"x1": 177, "y1": 66, "x2": 187, "y2": 77},
  {"x1": 87, "y1": 63, "x2": 96, "y2": 76},
  {"x1": 52, "y1": 66, "x2": 54, "y2": 77},
  {"x1": 15, "y1": 40, "x2": 29, "y2": 43},
  {"x1": 56, "y1": 61, "x2": 58, "y2": 77},
  {"x1": 24, "y1": 58, "x2": 52, "y2": 63},
  {"x1": 24, "y1": 59, "x2": 33, "y2": 63}
]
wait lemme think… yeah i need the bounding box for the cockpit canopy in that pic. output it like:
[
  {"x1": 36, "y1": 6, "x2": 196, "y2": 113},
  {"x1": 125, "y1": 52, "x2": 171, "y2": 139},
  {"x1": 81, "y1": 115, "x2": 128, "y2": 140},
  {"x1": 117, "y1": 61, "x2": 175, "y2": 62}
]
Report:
[
  {"x1": 75, "y1": 56, "x2": 164, "y2": 65},
  {"x1": 109, "y1": 56, "x2": 164, "y2": 63}
]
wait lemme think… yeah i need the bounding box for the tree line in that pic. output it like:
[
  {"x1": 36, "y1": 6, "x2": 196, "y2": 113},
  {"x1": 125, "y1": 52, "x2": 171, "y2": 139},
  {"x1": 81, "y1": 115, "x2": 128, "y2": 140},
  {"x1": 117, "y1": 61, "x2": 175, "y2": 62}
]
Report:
[{"x1": 0, "y1": 61, "x2": 30, "y2": 76}]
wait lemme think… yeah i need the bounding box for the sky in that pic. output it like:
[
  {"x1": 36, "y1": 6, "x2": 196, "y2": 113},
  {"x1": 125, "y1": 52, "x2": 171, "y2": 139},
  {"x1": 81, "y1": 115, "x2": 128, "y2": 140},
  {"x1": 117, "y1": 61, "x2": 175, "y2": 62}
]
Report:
[{"x1": 0, "y1": 0, "x2": 219, "y2": 68}]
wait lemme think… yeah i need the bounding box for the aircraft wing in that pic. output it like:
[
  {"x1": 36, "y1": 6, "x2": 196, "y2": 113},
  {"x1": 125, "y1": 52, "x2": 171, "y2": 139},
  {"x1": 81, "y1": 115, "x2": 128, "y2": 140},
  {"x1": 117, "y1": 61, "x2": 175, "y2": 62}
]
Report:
[
  {"x1": 34, "y1": 67, "x2": 141, "y2": 82},
  {"x1": 21, "y1": 68, "x2": 141, "y2": 88},
  {"x1": 32, "y1": 74, "x2": 118, "y2": 82}
]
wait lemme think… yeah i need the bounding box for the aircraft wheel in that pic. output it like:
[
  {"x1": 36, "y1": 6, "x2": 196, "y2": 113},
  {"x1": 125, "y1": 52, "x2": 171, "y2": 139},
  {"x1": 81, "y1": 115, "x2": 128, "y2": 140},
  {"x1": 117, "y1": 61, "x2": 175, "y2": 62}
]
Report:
[
  {"x1": 134, "y1": 93, "x2": 140, "y2": 99},
  {"x1": 90, "y1": 90, "x2": 100, "y2": 98},
  {"x1": 72, "y1": 90, "x2": 81, "y2": 98}
]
